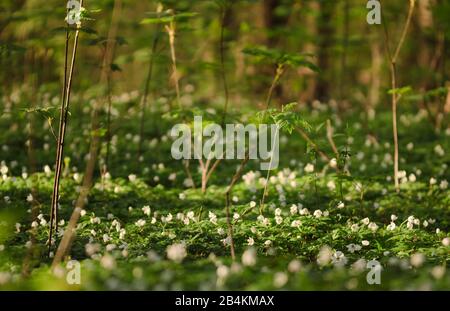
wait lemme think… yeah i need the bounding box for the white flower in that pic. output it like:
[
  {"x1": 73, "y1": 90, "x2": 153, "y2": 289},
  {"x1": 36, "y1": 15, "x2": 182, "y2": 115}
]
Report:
[
  {"x1": 26, "y1": 194, "x2": 33, "y2": 202},
  {"x1": 391, "y1": 214, "x2": 398, "y2": 221},
  {"x1": 142, "y1": 205, "x2": 151, "y2": 216},
  {"x1": 317, "y1": 246, "x2": 333, "y2": 266},
  {"x1": 168, "y1": 173, "x2": 176, "y2": 181},
  {"x1": 290, "y1": 204, "x2": 298, "y2": 215},
  {"x1": 275, "y1": 216, "x2": 283, "y2": 225},
  {"x1": 327, "y1": 180, "x2": 336, "y2": 191},
  {"x1": 217, "y1": 228, "x2": 225, "y2": 235},
  {"x1": 15, "y1": 223, "x2": 21, "y2": 233},
  {"x1": 0, "y1": 245, "x2": 4, "y2": 252},
  {"x1": 368, "y1": 222, "x2": 378, "y2": 232},
  {"x1": 434, "y1": 144, "x2": 445, "y2": 157},
  {"x1": 249, "y1": 201, "x2": 256, "y2": 208},
  {"x1": 273, "y1": 272, "x2": 288, "y2": 288},
  {"x1": 410, "y1": 253, "x2": 425, "y2": 268},
  {"x1": 0, "y1": 165, "x2": 8, "y2": 175},
  {"x1": 274, "y1": 208, "x2": 282, "y2": 216},
  {"x1": 90, "y1": 217, "x2": 101, "y2": 224},
  {"x1": 242, "y1": 248, "x2": 257, "y2": 266},
  {"x1": 264, "y1": 240, "x2": 272, "y2": 247},
  {"x1": 361, "y1": 217, "x2": 370, "y2": 225},
  {"x1": 430, "y1": 177, "x2": 437, "y2": 185},
  {"x1": 313, "y1": 210, "x2": 323, "y2": 218},
  {"x1": 161, "y1": 213, "x2": 173, "y2": 223},
  {"x1": 442, "y1": 237, "x2": 450, "y2": 247},
  {"x1": 387, "y1": 222, "x2": 396, "y2": 231},
  {"x1": 128, "y1": 174, "x2": 137, "y2": 182},
  {"x1": 361, "y1": 240, "x2": 370, "y2": 246},
  {"x1": 346, "y1": 243, "x2": 361, "y2": 253},
  {"x1": 135, "y1": 219, "x2": 146, "y2": 227},
  {"x1": 337, "y1": 201, "x2": 345, "y2": 209},
  {"x1": 247, "y1": 237, "x2": 255, "y2": 246},
  {"x1": 216, "y1": 265, "x2": 230, "y2": 280},
  {"x1": 406, "y1": 142, "x2": 414, "y2": 151},
  {"x1": 166, "y1": 243, "x2": 187, "y2": 263},
  {"x1": 233, "y1": 213, "x2": 240, "y2": 220},
  {"x1": 106, "y1": 244, "x2": 116, "y2": 252},
  {"x1": 291, "y1": 220, "x2": 301, "y2": 228},
  {"x1": 299, "y1": 208, "x2": 309, "y2": 216},
  {"x1": 331, "y1": 251, "x2": 348, "y2": 267},
  {"x1": 440, "y1": 180, "x2": 448, "y2": 190},
  {"x1": 304, "y1": 163, "x2": 314, "y2": 173},
  {"x1": 288, "y1": 259, "x2": 302, "y2": 273},
  {"x1": 408, "y1": 174, "x2": 416, "y2": 182},
  {"x1": 179, "y1": 193, "x2": 186, "y2": 200},
  {"x1": 329, "y1": 158, "x2": 338, "y2": 169},
  {"x1": 350, "y1": 224, "x2": 359, "y2": 232},
  {"x1": 186, "y1": 211, "x2": 195, "y2": 220},
  {"x1": 44, "y1": 165, "x2": 51, "y2": 176},
  {"x1": 209, "y1": 212, "x2": 217, "y2": 224},
  {"x1": 102, "y1": 234, "x2": 111, "y2": 243},
  {"x1": 119, "y1": 228, "x2": 126, "y2": 240},
  {"x1": 431, "y1": 266, "x2": 446, "y2": 280}
]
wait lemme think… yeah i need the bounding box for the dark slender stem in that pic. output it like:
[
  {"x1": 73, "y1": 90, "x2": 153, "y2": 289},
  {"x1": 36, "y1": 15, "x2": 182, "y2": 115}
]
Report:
[
  {"x1": 49, "y1": 16, "x2": 80, "y2": 256},
  {"x1": 138, "y1": 25, "x2": 160, "y2": 157},
  {"x1": 219, "y1": 4, "x2": 230, "y2": 126}
]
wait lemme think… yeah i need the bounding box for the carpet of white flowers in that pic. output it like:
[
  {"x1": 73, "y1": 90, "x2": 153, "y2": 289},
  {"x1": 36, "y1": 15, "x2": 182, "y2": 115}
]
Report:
[{"x1": 0, "y1": 90, "x2": 449, "y2": 290}]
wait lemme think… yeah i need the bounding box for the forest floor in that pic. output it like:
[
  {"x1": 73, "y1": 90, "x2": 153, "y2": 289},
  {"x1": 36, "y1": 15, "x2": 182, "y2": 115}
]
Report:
[{"x1": 0, "y1": 95, "x2": 449, "y2": 290}]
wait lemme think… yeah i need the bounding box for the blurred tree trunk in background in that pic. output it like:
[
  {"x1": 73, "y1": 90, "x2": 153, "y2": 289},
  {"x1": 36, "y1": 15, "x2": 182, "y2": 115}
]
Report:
[
  {"x1": 299, "y1": 0, "x2": 319, "y2": 103},
  {"x1": 263, "y1": 0, "x2": 283, "y2": 47},
  {"x1": 338, "y1": 0, "x2": 350, "y2": 104},
  {"x1": 416, "y1": 0, "x2": 434, "y2": 89},
  {"x1": 369, "y1": 40, "x2": 382, "y2": 109},
  {"x1": 258, "y1": 0, "x2": 288, "y2": 106},
  {"x1": 314, "y1": 0, "x2": 335, "y2": 101}
]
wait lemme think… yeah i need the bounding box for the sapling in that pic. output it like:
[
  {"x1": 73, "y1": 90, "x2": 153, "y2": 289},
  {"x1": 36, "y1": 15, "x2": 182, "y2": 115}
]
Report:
[
  {"x1": 215, "y1": 0, "x2": 232, "y2": 125},
  {"x1": 48, "y1": 0, "x2": 85, "y2": 255},
  {"x1": 52, "y1": 0, "x2": 123, "y2": 266},
  {"x1": 242, "y1": 47, "x2": 318, "y2": 212},
  {"x1": 381, "y1": 0, "x2": 415, "y2": 192},
  {"x1": 142, "y1": 9, "x2": 198, "y2": 109},
  {"x1": 220, "y1": 48, "x2": 318, "y2": 259},
  {"x1": 258, "y1": 103, "x2": 312, "y2": 213}
]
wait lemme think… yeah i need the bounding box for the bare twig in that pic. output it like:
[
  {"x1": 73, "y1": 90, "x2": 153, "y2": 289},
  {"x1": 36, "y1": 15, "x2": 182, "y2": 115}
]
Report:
[
  {"x1": 381, "y1": 0, "x2": 415, "y2": 192},
  {"x1": 326, "y1": 119, "x2": 339, "y2": 157},
  {"x1": 138, "y1": 5, "x2": 162, "y2": 157},
  {"x1": 165, "y1": 17, "x2": 181, "y2": 109}
]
